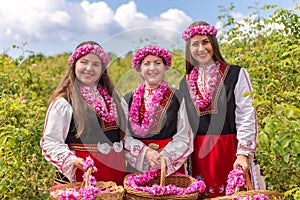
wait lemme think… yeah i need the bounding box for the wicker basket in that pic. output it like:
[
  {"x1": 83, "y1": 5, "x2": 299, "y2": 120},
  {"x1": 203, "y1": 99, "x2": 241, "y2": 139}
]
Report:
[
  {"x1": 124, "y1": 157, "x2": 199, "y2": 200},
  {"x1": 205, "y1": 172, "x2": 284, "y2": 200},
  {"x1": 49, "y1": 167, "x2": 124, "y2": 200}
]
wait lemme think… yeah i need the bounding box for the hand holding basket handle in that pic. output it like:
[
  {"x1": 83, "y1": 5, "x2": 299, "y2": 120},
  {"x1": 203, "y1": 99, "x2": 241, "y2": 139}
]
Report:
[
  {"x1": 80, "y1": 166, "x2": 93, "y2": 188},
  {"x1": 234, "y1": 170, "x2": 254, "y2": 193}
]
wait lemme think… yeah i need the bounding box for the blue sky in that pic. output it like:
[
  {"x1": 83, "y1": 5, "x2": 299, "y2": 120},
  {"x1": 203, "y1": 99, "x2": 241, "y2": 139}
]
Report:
[
  {"x1": 0, "y1": 0, "x2": 297, "y2": 58},
  {"x1": 70, "y1": 0, "x2": 296, "y2": 25}
]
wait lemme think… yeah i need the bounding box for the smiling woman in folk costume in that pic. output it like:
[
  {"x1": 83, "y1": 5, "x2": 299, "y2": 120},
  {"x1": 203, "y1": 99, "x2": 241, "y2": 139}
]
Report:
[
  {"x1": 40, "y1": 41, "x2": 126, "y2": 186},
  {"x1": 122, "y1": 45, "x2": 194, "y2": 175},
  {"x1": 179, "y1": 21, "x2": 265, "y2": 198}
]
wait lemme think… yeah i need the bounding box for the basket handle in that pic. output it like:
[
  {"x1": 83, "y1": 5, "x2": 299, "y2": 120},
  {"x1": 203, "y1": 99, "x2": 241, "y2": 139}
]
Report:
[
  {"x1": 244, "y1": 171, "x2": 254, "y2": 191},
  {"x1": 80, "y1": 166, "x2": 93, "y2": 188},
  {"x1": 234, "y1": 170, "x2": 254, "y2": 193},
  {"x1": 160, "y1": 156, "x2": 166, "y2": 187}
]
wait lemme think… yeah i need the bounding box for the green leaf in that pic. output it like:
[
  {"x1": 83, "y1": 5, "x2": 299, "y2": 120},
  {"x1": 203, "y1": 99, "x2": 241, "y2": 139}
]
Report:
[
  {"x1": 294, "y1": 156, "x2": 300, "y2": 167},
  {"x1": 283, "y1": 153, "x2": 290, "y2": 163},
  {"x1": 281, "y1": 138, "x2": 291, "y2": 149},
  {"x1": 259, "y1": 133, "x2": 269, "y2": 146},
  {"x1": 286, "y1": 109, "x2": 294, "y2": 118},
  {"x1": 291, "y1": 142, "x2": 300, "y2": 155}
]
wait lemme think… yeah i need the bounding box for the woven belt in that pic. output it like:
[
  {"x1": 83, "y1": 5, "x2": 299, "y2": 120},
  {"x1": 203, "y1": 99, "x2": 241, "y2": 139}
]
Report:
[{"x1": 69, "y1": 143, "x2": 99, "y2": 152}]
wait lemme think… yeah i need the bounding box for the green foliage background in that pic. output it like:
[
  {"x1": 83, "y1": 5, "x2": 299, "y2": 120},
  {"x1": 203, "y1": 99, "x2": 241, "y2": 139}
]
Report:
[{"x1": 0, "y1": 3, "x2": 299, "y2": 200}]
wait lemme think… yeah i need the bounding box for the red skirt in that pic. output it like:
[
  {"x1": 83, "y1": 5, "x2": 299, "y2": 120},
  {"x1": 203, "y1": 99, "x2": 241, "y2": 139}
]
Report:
[
  {"x1": 70, "y1": 144, "x2": 126, "y2": 186},
  {"x1": 191, "y1": 134, "x2": 237, "y2": 198}
]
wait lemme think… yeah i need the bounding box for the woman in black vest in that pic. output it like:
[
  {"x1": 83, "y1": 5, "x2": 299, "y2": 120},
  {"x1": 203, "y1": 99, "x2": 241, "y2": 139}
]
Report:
[
  {"x1": 40, "y1": 41, "x2": 126, "y2": 186},
  {"x1": 179, "y1": 21, "x2": 264, "y2": 198},
  {"x1": 122, "y1": 45, "x2": 194, "y2": 176}
]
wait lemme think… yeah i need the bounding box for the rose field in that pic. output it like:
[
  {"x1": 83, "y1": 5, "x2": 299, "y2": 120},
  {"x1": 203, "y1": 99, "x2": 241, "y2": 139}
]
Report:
[{"x1": 0, "y1": 4, "x2": 299, "y2": 200}]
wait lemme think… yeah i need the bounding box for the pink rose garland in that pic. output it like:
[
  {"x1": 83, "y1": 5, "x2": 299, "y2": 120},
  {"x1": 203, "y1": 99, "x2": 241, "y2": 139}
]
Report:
[
  {"x1": 132, "y1": 46, "x2": 172, "y2": 70},
  {"x1": 188, "y1": 62, "x2": 221, "y2": 110},
  {"x1": 129, "y1": 80, "x2": 168, "y2": 136},
  {"x1": 68, "y1": 44, "x2": 110, "y2": 67},
  {"x1": 182, "y1": 25, "x2": 218, "y2": 40},
  {"x1": 80, "y1": 84, "x2": 118, "y2": 123}
]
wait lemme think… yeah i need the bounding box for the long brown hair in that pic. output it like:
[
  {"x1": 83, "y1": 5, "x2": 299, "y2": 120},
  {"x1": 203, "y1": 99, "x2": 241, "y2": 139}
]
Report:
[
  {"x1": 184, "y1": 21, "x2": 228, "y2": 74},
  {"x1": 48, "y1": 41, "x2": 125, "y2": 139}
]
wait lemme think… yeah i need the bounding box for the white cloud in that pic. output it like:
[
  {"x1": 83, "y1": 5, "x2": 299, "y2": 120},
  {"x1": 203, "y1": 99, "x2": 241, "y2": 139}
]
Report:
[
  {"x1": 0, "y1": 0, "x2": 71, "y2": 40},
  {"x1": 114, "y1": 1, "x2": 149, "y2": 29},
  {"x1": 0, "y1": 0, "x2": 192, "y2": 57},
  {"x1": 114, "y1": 3, "x2": 192, "y2": 42},
  {"x1": 80, "y1": 0, "x2": 114, "y2": 30},
  {"x1": 154, "y1": 9, "x2": 192, "y2": 31},
  {"x1": 49, "y1": 11, "x2": 71, "y2": 26}
]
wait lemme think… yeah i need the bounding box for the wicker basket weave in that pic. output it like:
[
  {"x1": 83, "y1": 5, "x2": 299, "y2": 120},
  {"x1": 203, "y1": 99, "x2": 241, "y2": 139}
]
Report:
[
  {"x1": 205, "y1": 172, "x2": 284, "y2": 200},
  {"x1": 205, "y1": 190, "x2": 284, "y2": 200},
  {"x1": 48, "y1": 167, "x2": 124, "y2": 200},
  {"x1": 124, "y1": 157, "x2": 199, "y2": 200}
]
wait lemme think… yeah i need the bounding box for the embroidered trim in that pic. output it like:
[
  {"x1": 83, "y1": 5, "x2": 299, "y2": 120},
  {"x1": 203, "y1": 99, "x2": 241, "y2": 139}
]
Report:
[{"x1": 148, "y1": 88, "x2": 175, "y2": 134}]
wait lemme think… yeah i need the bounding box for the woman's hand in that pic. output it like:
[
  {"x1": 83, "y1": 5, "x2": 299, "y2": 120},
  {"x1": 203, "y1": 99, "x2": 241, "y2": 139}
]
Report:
[
  {"x1": 145, "y1": 148, "x2": 161, "y2": 169},
  {"x1": 74, "y1": 157, "x2": 85, "y2": 171},
  {"x1": 233, "y1": 154, "x2": 249, "y2": 172}
]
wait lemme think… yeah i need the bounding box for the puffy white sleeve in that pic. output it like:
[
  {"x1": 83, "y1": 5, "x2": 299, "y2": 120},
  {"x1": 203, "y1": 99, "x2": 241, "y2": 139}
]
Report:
[
  {"x1": 160, "y1": 98, "x2": 194, "y2": 176},
  {"x1": 234, "y1": 68, "x2": 258, "y2": 157},
  {"x1": 121, "y1": 97, "x2": 151, "y2": 172},
  {"x1": 40, "y1": 98, "x2": 78, "y2": 183}
]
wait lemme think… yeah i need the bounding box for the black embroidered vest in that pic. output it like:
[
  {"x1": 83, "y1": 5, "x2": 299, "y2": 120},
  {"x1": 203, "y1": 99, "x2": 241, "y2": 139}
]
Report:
[
  {"x1": 179, "y1": 65, "x2": 241, "y2": 135},
  {"x1": 65, "y1": 107, "x2": 121, "y2": 145}
]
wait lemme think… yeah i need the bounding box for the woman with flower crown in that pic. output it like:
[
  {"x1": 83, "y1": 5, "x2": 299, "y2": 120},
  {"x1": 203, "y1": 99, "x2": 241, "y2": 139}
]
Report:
[
  {"x1": 179, "y1": 21, "x2": 265, "y2": 198},
  {"x1": 40, "y1": 41, "x2": 126, "y2": 186},
  {"x1": 122, "y1": 45, "x2": 194, "y2": 176}
]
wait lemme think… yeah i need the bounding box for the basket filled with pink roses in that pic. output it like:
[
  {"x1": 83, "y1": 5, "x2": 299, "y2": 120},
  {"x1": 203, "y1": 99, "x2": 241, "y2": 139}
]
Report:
[
  {"x1": 123, "y1": 157, "x2": 206, "y2": 200},
  {"x1": 49, "y1": 156, "x2": 124, "y2": 200},
  {"x1": 205, "y1": 167, "x2": 283, "y2": 200}
]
